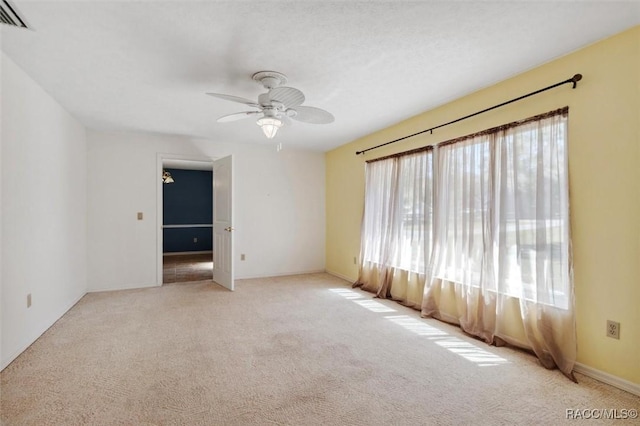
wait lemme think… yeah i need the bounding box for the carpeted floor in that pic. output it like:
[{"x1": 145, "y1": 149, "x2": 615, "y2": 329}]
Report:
[{"x1": 1, "y1": 273, "x2": 638, "y2": 425}]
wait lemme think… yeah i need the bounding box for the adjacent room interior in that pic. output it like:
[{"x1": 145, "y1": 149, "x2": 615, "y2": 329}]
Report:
[
  {"x1": 161, "y1": 161, "x2": 214, "y2": 284},
  {"x1": 1, "y1": 1, "x2": 639, "y2": 424}
]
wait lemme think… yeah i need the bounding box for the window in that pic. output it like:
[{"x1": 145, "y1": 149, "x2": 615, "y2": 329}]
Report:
[
  {"x1": 360, "y1": 108, "x2": 571, "y2": 309},
  {"x1": 361, "y1": 151, "x2": 433, "y2": 274}
]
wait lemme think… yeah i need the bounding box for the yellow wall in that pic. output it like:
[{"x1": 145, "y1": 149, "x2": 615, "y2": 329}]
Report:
[{"x1": 326, "y1": 26, "x2": 640, "y2": 385}]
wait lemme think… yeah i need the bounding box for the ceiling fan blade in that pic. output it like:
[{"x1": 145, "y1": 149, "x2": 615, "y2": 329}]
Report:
[
  {"x1": 290, "y1": 106, "x2": 334, "y2": 124},
  {"x1": 269, "y1": 87, "x2": 305, "y2": 108},
  {"x1": 217, "y1": 111, "x2": 261, "y2": 123},
  {"x1": 206, "y1": 93, "x2": 260, "y2": 108}
]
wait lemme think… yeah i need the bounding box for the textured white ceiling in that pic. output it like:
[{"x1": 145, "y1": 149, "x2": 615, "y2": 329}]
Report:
[{"x1": 2, "y1": 1, "x2": 639, "y2": 151}]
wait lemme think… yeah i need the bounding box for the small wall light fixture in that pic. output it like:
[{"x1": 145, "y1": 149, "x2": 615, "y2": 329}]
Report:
[{"x1": 162, "y1": 170, "x2": 174, "y2": 184}]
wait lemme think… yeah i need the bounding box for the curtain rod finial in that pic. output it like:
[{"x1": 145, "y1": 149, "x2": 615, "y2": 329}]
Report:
[{"x1": 571, "y1": 74, "x2": 582, "y2": 88}]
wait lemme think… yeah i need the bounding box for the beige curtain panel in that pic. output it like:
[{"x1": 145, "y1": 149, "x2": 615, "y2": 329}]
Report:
[{"x1": 356, "y1": 107, "x2": 576, "y2": 379}]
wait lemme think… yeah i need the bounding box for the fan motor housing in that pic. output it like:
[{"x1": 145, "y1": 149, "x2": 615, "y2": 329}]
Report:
[{"x1": 252, "y1": 71, "x2": 288, "y2": 89}]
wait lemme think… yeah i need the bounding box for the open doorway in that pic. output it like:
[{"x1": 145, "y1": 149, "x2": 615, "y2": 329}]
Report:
[
  {"x1": 157, "y1": 154, "x2": 235, "y2": 290},
  {"x1": 160, "y1": 158, "x2": 214, "y2": 285}
]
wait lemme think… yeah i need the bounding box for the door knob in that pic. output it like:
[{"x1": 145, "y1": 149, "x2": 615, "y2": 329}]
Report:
[{"x1": 224, "y1": 227, "x2": 235, "y2": 232}]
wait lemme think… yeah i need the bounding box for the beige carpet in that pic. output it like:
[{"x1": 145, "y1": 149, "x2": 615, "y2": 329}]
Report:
[{"x1": 1, "y1": 273, "x2": 638, "y2": 425}]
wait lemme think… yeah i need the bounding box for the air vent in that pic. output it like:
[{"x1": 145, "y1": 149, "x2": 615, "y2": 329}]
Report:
[{"x1": 0, "y1": 0, "x2": 29, "y2": 29}]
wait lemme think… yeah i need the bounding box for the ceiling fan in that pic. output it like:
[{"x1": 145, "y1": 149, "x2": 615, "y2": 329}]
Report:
[{"x1": 206, "y1": 71, "x2": 334, "y2": 139}]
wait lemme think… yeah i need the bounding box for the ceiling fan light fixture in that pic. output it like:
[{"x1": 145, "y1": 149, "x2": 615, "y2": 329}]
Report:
[
  {"x1": 256, "y1": 117, "x2": 283, "y2": 139},
  {"x1": 207, "y1": 71, "x2": 334, "y2": 138}
]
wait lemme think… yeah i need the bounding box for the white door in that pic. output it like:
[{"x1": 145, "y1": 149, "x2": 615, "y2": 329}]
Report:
[{"x1": 213, "y1": 155, "x2": 234, "y2": 290}]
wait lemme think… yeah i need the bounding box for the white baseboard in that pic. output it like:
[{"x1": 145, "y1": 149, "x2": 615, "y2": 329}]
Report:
[
  {"x1": 1, "y1": 291, "x2": 86, "y2": 371},
  {"x1": 236, "y1": 269, "x2": 326, "y2": 280},
  {"x1": 88, "y1": 281, "x2": 159, "y2": 293},
  {"x1": 574, "y1": 362, "x2": 640, "y2": 396},
  {"x1": 325, "y1": 269, "x2": 357, "y2": 284}
]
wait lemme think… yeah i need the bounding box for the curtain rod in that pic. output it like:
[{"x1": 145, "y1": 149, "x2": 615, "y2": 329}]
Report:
[{"x1": 355, "y1": 73, "x2": 582, "y2": 156}]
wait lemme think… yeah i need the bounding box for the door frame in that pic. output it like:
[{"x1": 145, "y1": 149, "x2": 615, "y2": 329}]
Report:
[{"x1": 156, "y1": 153, "x2": 216, "y2": 287}]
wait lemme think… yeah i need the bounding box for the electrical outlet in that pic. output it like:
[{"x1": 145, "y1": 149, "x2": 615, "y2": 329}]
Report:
[
  {"x1": 606, "y1": 320, "x2": 620, "y2": 339},
  {"x1": 241, "y1": 254, "x2": 246, "y2": 261},
  {"x1": 27, "y1": 293, "x2": 32, "y2": 308},
  {"x1": 193, "y1": 237, "x2": 198, "y2": 243},
  {"x1": 137, "y1": 212, "x2": 143, "y2": 220}
]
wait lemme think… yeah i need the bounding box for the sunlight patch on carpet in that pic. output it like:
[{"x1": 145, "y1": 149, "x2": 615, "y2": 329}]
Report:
[
  {"x1": 330, "y1": 288, "x2": 396, "y2": 312},
  {"x1": 385, "y1": 315, "x2": 509, "y2": 367},
  {"x1": 354, "y1": 299, "x2": 396, "y2": 313},
  {"x1": 329, "y1": 288, "x2": 364, "y2": 300},
  {"x1": 330, "y1": 289, "x2": 509, "y2": 367},
  {"x1": 385, "y1": 315, "x2": 448, "y2": 337},
  {"x1": 433, "y1": 337, "x2": 509, "y2": 366}
]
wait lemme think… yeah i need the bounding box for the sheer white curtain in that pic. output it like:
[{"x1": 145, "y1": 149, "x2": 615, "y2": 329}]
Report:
[
  {"x1": 496, "y1": 111, "x2": 574, "y2": 374},
  {"x1": 357, "y1": 156, "x2": 398, "y2": 297},
  {"x1": 356, "y1": 150, "x2": 432, "y2": 308},
  {"x1": 422, "y1": 136, "x2": 497, "y2": 340},
  {"x1": 358, "y1": 108, "x2": 575, "y2": 377}
]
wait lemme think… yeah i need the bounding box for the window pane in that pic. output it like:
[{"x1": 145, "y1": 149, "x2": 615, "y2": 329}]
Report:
[
  {"x1": 394, "y1": 153, "x2": 432, "y2": 272},
  {"x1": 495, "y1": 115, "x2": 570, "y2": 308}
]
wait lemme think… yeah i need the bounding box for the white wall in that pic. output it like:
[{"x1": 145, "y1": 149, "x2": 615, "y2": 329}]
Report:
[
  {"x1": 0, "y1": 51, "x2": 4, "y2": 368},
  {"x1": 87, "y1": 130, "x2": 325, "y2": 291},
  {"x1": 1, "y1": 53, "x2": 87, "y2": 369}
]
